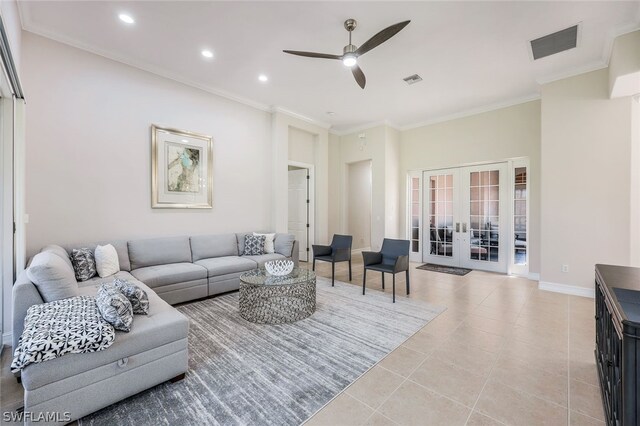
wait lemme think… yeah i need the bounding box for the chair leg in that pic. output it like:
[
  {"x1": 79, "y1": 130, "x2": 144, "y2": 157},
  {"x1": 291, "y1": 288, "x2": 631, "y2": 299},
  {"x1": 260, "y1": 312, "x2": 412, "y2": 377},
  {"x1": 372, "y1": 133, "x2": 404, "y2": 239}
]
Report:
[
  {"x1": 362, "y1": 269, "x2": 367, "y2": 295},
  {"x1": 382, "y1": 273, "x2": 385, "y2": 290},
  {"x1": 348, "y1": 260, "x2": 352, "y2": 281},
  {"x1": 331, "y1": 262, "x2": 335, "y2": 287},
  {"x1": 312, "y1": 258, "x2": 316, "y2": 271},
  {"x1": 393, "y1": 274, "x2": 396, "y2": 303},
  {"x1": 406, "y1": 270, "x2": 410, "y2": 295}
]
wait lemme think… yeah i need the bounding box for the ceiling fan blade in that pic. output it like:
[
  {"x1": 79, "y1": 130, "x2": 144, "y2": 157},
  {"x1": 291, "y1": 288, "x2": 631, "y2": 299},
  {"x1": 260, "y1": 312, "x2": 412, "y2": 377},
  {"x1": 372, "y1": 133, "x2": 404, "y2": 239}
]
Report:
[
  {"x1": 283, "y1": 50, "x2": 342, "y2": 60},
  {"x1": 355, "y1": 20, "x2": 410, "y2": 57},
  {"x1": 352, "y1": 64, "x2": 366, "y2": 89}
]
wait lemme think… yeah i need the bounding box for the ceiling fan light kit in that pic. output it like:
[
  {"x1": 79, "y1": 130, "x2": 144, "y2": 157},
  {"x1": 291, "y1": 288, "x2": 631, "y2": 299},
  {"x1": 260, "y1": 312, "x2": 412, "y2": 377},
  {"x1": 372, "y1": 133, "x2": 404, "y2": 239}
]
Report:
[{"x1": 283, "y1": 18, "x2": 410, "y2": 89}]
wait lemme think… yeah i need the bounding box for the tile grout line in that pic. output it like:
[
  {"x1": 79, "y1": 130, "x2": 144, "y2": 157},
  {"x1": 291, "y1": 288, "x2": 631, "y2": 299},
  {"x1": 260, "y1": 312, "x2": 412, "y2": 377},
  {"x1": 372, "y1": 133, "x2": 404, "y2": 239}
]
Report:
[{"x1": 462, "y1": 284, "x2": 511, "y2": 426}]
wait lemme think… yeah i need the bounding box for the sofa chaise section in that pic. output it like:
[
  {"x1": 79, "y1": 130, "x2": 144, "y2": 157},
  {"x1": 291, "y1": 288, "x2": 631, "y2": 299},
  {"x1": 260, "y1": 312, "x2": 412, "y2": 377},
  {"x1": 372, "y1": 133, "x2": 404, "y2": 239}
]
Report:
[
  {"x1": 12, "y1": 273, "x2": 189, "y2": 425},
  {"x1": 128, "y1": 236, "x2": 208, "y2": 304}
]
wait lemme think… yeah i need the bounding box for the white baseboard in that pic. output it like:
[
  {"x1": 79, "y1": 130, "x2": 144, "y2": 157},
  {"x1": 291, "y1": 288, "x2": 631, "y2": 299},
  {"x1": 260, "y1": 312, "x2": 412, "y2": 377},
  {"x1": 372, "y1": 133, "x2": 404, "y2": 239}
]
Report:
[
  {"x1": 351, "y1": 247, "x2": 370, "y2": 255},
  {"x1": 527, "y1": 272, "x2": 540, "y2": 281},
  {"x1": 538, "y1": 281, "x2": 595, "y2": 298},
  {"x1": 2, "y1": 331, "x2": 12, "y2": 346}
]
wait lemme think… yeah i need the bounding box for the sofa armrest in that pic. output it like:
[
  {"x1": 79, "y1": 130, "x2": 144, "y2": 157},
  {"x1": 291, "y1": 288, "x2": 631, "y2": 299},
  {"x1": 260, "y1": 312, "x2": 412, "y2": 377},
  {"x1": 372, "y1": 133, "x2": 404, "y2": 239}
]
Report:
[
  {"x1": 312, "y1": 244, "x2": 332, "y2": 257},
  {"x1": 362, "y1": 251, "x2": 382, "y2": 266},
  {"x1": 290, "y1": 240, "x2": 299, "y2": 267},
  {"x1": 12, "y1": 271, "x2": 44, "y2": 353}
]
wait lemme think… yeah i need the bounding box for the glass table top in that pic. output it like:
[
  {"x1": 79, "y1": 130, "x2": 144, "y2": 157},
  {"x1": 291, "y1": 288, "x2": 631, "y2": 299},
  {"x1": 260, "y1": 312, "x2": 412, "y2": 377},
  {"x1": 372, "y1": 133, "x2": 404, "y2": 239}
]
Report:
[{"x1": 240, "y1": 268, "x2": 315, "y2": 286}]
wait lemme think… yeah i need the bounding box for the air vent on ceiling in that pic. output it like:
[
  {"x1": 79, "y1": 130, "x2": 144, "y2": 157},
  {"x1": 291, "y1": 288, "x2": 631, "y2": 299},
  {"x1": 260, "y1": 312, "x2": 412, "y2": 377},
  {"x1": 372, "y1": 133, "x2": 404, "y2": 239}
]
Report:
[
  {"x1": 403, "y1": 74, "x2": 423, "y2": 85},
  {"x1": 530, "y1": 25, "x2": 579, "y2": 60}
]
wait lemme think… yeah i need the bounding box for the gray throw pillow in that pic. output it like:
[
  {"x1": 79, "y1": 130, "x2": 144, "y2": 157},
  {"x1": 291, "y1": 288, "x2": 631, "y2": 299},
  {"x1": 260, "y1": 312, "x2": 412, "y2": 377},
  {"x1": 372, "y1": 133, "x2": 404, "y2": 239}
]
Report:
[
  {"x1": 70, "y1": 248, "x2": 97, "y2": 281},
  {"x1": 26, "y1": 252, "x2": 79, "y2": 303},
  {"x1": 113, "y1": 278, "x2": 149, "y2": 315},
  {"x1": 243, "y1": 234, "x2": 265, "y2": 256},
  {"x1": 96, "y1": 284, "x2": 133, "y2": 332}
]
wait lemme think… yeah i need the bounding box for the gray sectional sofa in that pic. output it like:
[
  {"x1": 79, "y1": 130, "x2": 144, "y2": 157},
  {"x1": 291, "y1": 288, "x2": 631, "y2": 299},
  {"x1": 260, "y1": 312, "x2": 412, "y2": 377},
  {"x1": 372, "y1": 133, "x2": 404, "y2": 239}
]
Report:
[{"x1": 12, "y1": 232, "x2": 298, "y2": 425}]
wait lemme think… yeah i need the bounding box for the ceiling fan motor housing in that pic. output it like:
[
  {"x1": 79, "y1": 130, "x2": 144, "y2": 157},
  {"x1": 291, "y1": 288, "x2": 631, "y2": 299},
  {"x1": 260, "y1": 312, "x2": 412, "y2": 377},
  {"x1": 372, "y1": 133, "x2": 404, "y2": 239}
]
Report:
[{"x1": 343, "y1": 44, "x2": 357, "y2": 54}]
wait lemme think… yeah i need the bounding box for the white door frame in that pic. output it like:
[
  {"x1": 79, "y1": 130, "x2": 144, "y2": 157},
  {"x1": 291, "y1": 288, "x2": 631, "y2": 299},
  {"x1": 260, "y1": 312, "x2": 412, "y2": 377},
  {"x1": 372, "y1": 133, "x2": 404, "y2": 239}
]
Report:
[
  {"x1": 288, "y1": 161, "x2": 315, "y2": 259},
  {"x1": 508, "y1": 158, "x2": 530, "y2": 277}
]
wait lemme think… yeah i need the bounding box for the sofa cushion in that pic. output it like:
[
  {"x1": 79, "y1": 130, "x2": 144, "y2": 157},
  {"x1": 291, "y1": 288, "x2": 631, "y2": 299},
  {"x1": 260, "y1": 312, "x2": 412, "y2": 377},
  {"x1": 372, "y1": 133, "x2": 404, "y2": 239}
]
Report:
[
  {"x1": 128, "y1": 236, "x2": 192, "y2": 269},
  {"x1": 26, "y1": 252, "x2": 79, "y2": 303},
  {"x1": 243, "y1": 253, "x2": 287, "y2": 267},
  {"x1": 79, "y1": 271, "x2": 137, "y2": 288},
  {"x1": 130, "y1": 263, "x2": 207, "y2": 288},
  {"x1": 190, "y1": 234, "x2": 238, "y2": 261},
  {"x1": 195, "y1": 256, "x2": 257, "y2": 276},
  {"x1": 274, "y1": 233, "x2": 295, "y2": 257},
  {"x1": 42, "y1": 245, "x2": 74, "y2": 271},
  {"x1": 20, "y1": 281, "x2": 189, "y2": 391},
  {"x1": 62, "y1": 240, "x2": 131, "y2": 272}
]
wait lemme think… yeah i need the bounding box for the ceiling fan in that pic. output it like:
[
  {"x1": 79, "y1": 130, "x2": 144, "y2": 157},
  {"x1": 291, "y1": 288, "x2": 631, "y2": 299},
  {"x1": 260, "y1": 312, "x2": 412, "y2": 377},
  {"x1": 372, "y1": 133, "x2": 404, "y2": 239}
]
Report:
[{"x1": 283, "y1": 19, "x2": 410, "y2": 89}]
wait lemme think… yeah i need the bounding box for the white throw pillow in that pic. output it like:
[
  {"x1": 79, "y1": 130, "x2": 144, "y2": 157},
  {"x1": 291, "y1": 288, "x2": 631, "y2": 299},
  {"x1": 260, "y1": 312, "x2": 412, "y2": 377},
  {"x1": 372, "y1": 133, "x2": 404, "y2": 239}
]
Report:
[
  {"x1": 95, "y1": 244, "x2": 120, "y2": 278},
  {"x1": 27, "y1": 252, "x2": 79, "y2": 303},
  {"x1": 253, "y1": 232, "x2": 276, "y2": 254}
]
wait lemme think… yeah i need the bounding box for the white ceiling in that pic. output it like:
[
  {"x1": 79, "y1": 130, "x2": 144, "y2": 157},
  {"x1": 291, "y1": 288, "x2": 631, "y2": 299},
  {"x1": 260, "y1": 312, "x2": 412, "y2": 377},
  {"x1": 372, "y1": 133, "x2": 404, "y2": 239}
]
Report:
[{"x1": 19, "y1": 1, "x2": 640, "y2": 133}]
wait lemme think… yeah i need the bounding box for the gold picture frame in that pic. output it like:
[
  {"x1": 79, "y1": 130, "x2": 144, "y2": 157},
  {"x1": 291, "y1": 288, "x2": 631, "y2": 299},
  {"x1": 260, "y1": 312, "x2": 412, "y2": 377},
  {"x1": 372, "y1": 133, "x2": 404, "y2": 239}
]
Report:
[{"x1": 151, "y1": 125, "x2": 213, "y2": 209}]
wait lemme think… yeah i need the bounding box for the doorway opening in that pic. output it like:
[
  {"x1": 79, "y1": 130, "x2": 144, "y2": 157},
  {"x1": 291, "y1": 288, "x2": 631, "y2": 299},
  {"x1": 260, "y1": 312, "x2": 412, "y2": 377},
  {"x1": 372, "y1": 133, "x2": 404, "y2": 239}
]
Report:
[
  {"x1": 288, "y1": 163, "x2": 314, "y2": 262},
  {"x1": 347, "y1": 160, "x2": 372, "y2": 252},
  {"x1": 408, "y1": 160, "x2": 529, "y2": 275}
]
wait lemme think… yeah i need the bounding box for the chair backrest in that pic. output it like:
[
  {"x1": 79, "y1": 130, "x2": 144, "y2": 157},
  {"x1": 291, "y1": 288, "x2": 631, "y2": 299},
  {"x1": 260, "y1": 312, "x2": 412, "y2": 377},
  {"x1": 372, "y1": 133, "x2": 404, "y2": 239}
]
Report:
[
  {"x1": 331, "y1": 234, "x2": 353, "y2": 250},
  {"x1": 380, "y1": 238, "x2": 410, "y2": 264}
]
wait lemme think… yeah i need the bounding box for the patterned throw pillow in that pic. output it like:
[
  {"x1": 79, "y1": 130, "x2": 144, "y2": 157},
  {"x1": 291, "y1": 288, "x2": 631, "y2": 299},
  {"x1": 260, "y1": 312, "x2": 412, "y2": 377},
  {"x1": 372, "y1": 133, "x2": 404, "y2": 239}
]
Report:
[
  {"x1": 96, "y1": 284, "x2": 133, "y2": 332},
  {"x1": 113, "y1": 278, "x2": 149, "y2": 315},
  {"x1": 70, "y1": 248, "x2": 97, "y2": 281},
  {"x1": 243, "y1": 234, "x2": 265, "y2": 256}
]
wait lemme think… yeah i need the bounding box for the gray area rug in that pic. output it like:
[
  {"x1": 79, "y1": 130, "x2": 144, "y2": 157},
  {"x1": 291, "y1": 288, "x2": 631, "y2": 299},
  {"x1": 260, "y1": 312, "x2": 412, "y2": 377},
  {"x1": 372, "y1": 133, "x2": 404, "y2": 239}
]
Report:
[
  {"x1": 80, "y1": 277, "x2": 445, "y2": 426},
  {"x1": 417, "y1": 263, "x2": 472, "y2": 276}
]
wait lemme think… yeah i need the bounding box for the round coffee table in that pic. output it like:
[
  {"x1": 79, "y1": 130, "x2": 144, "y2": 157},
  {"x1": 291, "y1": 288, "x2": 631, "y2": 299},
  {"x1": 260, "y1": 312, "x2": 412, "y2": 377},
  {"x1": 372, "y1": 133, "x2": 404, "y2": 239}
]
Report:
[{"x1": 239, "y1": 268, "x2": 316, "y2": 324}]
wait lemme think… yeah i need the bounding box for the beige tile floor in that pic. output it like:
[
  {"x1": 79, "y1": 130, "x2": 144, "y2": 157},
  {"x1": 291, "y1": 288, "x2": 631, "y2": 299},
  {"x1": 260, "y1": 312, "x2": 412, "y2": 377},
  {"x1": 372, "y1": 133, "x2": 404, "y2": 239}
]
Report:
[
  {"x1": 0, "y1": 258, "x2": 603, "y2": 426},
  {"x1": 302, "y1": 257, "x2": 603, "y2": 426}
]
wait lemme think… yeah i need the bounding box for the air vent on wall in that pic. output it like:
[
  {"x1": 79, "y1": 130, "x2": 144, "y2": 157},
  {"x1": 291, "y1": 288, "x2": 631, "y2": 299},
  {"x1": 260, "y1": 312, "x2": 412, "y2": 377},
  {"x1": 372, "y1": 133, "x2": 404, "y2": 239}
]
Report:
[
  {"x1": 403, "y1": 74, "x2": 423, "y2": 85},
  {"x1": 530, "y1": 25, "x2": 579, "y2": 60}
]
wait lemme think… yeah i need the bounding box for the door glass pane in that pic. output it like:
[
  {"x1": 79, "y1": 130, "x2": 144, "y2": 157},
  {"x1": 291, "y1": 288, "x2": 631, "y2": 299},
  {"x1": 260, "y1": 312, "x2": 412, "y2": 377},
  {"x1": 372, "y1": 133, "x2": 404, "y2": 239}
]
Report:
[
  {"x1": 514, "y1": 167, "x2": 527, "y2": 265},
  {"x1": 429, "y1": 173, "x2": 453, "y2": 257},
  {"x1": 410, "y1": 177, "x2": 420, "y2": 253},
  {"x1": 469, "y1": 170, "x2": 499, "y2": 262}
]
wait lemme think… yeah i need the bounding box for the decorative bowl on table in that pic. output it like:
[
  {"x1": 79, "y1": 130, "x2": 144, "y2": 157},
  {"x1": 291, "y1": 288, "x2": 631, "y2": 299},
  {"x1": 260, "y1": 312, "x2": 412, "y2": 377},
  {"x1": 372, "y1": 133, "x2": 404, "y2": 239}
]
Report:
[{"x1": 264, "y1": 259, "x2": 294, "y2": 276}]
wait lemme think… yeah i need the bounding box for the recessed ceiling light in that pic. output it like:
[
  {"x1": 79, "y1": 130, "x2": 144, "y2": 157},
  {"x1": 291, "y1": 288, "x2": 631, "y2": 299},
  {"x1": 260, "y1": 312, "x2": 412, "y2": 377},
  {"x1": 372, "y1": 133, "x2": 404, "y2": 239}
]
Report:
[
  {"x1": 201, "y1": 49, "x2": 214, "y2": 59},
  {"x1": 118, "y1": 13, "x2": 135, "y2": 24},
  {"x1": 326, "y1": 111, "x2": 336, "y2": 116},
  {"x1": 258, "y1": 74, "x2": 268, "y2": 82}
]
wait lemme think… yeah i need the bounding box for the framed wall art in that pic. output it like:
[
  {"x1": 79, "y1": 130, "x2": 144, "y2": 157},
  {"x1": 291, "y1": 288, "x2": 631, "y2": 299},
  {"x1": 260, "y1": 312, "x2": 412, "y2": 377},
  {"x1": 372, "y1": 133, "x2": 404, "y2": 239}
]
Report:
[{"x1": 151, "y1": 125, "x2": 213, "y2": 208}]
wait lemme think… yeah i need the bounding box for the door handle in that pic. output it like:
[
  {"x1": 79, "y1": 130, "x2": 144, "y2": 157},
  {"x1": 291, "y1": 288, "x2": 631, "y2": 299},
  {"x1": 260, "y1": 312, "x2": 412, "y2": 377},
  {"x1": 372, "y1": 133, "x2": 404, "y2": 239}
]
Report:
[
  {"x1": 456, "y1": 223, "x2": 460, "y2": 233},
  {"x1": 462, "y1": 223, "x2": 467, "y2": 233}
]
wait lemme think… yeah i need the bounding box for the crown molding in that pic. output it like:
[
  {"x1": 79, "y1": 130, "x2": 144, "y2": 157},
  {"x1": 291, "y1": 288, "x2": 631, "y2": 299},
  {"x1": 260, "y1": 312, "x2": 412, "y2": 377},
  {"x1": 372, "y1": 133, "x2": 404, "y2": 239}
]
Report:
[
  {"x1": 20, "y1": 12, "x2": 277, "y2": 113},
  {"x1": 271, "y1": 106, "x2": 331, "y2": 130},
  {"x1": 398, "y1": 93, "x2": 541, "y2": 132},
  {"x1": 330, "y1": 119, "x2": 400, "y2": 136}
]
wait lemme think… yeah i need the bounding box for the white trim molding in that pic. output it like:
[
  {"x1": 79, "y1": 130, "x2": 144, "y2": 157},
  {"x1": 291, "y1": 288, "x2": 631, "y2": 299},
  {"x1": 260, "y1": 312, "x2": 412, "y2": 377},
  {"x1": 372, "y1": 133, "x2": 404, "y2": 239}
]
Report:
[
  {"x1": 527, "y1": 272, "x2": 540, "y2": 281},
  {"x1": 2, "y1": 331, "x2": 11, "y2": 345},
  {"x1": 539, "y1": 281, "x2": 595, "y2": 298}
]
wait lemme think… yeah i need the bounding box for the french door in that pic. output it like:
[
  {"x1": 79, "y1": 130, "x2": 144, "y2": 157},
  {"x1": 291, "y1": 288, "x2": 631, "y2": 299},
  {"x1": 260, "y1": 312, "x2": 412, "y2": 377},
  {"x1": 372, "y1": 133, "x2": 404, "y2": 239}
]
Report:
[{"x1": 422, "y1": 163, "x2": 508, "y2": 273}]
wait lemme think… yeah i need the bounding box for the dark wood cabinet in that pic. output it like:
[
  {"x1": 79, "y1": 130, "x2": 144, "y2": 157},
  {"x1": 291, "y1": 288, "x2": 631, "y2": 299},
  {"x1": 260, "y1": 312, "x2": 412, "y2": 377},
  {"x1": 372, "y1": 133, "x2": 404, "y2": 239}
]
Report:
[{"x1": 595, "y1": 265, "x2": 640, "y2": 426}]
